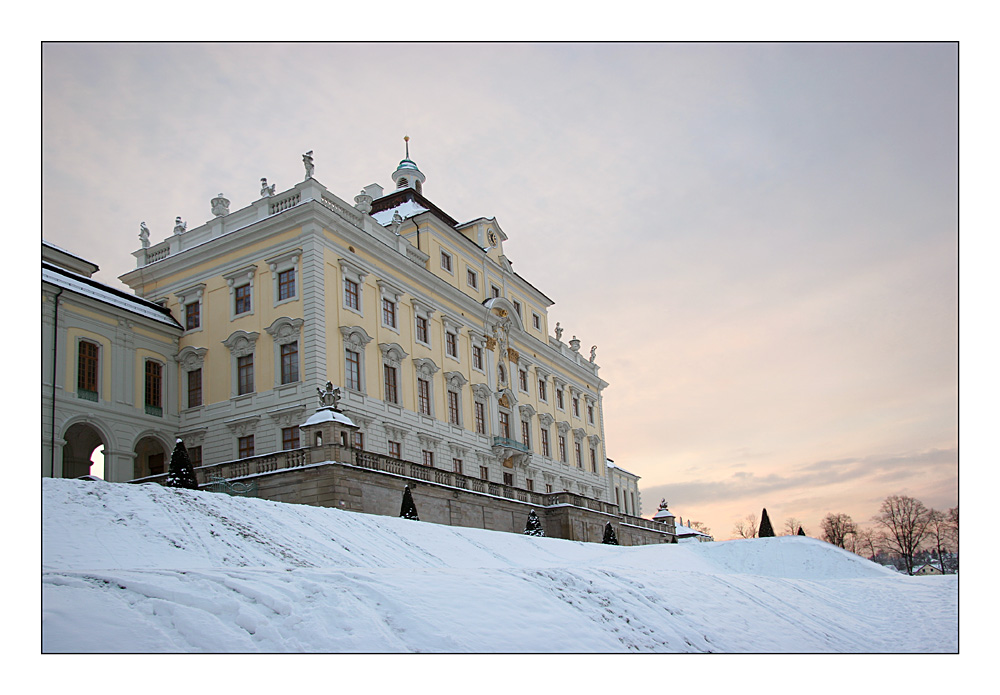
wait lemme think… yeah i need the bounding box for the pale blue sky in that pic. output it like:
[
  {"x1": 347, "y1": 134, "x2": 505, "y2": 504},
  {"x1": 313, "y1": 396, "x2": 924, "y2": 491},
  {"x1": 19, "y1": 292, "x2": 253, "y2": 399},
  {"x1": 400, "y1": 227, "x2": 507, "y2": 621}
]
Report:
[{"x1": 41, "y1": 42, "x2": 957, "y2": 538}]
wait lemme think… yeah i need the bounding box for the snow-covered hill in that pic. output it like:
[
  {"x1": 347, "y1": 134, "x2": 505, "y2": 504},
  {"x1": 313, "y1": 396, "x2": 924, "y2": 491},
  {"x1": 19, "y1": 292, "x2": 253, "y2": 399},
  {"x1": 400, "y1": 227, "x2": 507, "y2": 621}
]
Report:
[{"x1": 42, "y1": 479, "x2": 957, "y2": 653}]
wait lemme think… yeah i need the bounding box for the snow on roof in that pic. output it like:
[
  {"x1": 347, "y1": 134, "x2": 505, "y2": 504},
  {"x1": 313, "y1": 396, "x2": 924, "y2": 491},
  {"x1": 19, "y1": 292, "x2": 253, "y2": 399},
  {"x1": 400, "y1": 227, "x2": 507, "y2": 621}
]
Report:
[
  {"x1": 300, "y1": 408, "x2": 356, "y2": 428},
  {"x1": 371, "y1": 199, "x2": 429, "y2": 227},
  {"x1": 43, "y1": 263, "x2": 181, "y2": 329}
]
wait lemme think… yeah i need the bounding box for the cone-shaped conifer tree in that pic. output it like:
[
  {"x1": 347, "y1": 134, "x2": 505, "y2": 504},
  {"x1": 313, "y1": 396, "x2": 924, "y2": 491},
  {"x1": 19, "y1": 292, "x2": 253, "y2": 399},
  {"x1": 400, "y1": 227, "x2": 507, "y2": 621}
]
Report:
[
  {"x1": 399, "y1": 485, "x2": 420, "y2": 520},
  {"x1": 602, "y1": 521, "x2": 619, "y2": 545},
  {"x1": 524, "y1": 509, "x2": 544, "y2": 536},
  {"x1": 797, "y1": 526, "x2": 806, "y2": 536},
  {"x1": 759, "y1": 507, "x2": 775, "y2": 537},
  {"x1": 165, "y1": 438, "x2": 199, "y2": 490}
]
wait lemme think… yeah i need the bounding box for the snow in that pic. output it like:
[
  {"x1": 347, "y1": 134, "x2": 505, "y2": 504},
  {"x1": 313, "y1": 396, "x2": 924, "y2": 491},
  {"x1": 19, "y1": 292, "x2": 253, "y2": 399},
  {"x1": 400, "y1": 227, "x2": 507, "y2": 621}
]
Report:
[
  {"x1": 300, "y1": 408, "x2": 356, "y2": 428},
  {"x1": 42, "y1": 478, "x2": 957, "y2": 653},
  {"x1": 43, "y1": 265, "x2": 181, "y2": 328},
  {"x1": 371, "y1": 199, "x2": 429, "y2": 226}
]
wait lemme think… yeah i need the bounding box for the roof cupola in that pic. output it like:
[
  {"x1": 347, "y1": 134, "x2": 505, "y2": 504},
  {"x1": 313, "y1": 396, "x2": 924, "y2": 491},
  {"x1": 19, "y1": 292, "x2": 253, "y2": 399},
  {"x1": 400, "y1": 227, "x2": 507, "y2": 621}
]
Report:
[{"x1": 391, "y1": 136, "x2": 425, "y2": 195}]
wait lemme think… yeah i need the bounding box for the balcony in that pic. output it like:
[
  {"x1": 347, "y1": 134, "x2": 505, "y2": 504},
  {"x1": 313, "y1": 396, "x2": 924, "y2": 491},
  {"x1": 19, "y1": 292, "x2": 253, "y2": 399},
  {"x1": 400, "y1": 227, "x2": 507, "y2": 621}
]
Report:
[{"x1": 492, "y1": 436, "x2": 530, "y2": 454}]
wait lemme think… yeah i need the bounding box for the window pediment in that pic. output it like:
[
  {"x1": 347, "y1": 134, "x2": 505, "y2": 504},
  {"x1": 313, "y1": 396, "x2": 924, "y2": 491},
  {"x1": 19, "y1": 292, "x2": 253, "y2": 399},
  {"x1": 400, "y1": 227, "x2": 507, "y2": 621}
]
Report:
[{"x1": 222, "y1": 330, "x2": 259, "y2": 357}]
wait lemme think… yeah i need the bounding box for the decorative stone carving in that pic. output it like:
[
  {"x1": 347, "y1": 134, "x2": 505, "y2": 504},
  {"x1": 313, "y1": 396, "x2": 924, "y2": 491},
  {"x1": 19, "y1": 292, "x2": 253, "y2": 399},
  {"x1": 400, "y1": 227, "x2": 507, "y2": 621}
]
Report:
[
  {"x1": 507, "y1": 347, "x2": 519, "y2": 364},
  {"x1": 211, "y1": 193, "x2": 230, "y2": 217},
  {"x1": 518, "y1": 403, "x2": 536, "y2": 418},
  {"x1": 537, "y1": 412, "x2": 554, "y2": 427},
  {"x1": 316, "y1": 381, "x2": 342, "y2": 410},
  {"x1": 173, "y1": 217, "x2": 187, "y2": 235},
  {"x1": 354, "y1": 190, "x2": 373, "y2": 214},
  {"x1": 485, "y1": 336, "x2": 497, "y2": 351},
  {"x1": 471, "y1": 383, "x2": 492, "y2": 401},
  {"x1": 302, "y1": 150, "x2": 314, "y2": 179},
  {"x1": 225, "y1": 414, "x2": 260, "y2": 437},
  {"x1": 390, "y1": 210, "x2": 403, "y2": 235},
  {"x1": 569, "y1": 336, "x2": 581, "y2": 352},
  {"x1": 590, "y1": 345, "x2": 597, "y2": 363},
  {"x1": 176, "y1": 346, "x2": 208, "y2": 371},
  {"x1": 268, "y1": 405, "x2": 307, "y2": 428},
  {"x1": 265, "y1": 316, "x2": 304, "y2": 346},
  {"x1": 261, "y1": 178, "x2": 275, "y2": 197},
  {"x1": 340, "y1": 325, "x2": 373, "y2": 351},
  {"x1": 413, "y1": 357, "x2": 440, "y2": 378},
  {"x1": 378, "y1": 342, "x2": 408, "y2": 368},
  {"x1": 555, "y1": 322, "x2": 563, "y2": 341},
  {"x1": 444, "y1": 371, "x2": 468, "y2": 389},
  {"x1": 221, "y1": 330, "x2": 259, "y2": 357},
  {"x1": 139, "y1": 222, "x2": 150, "y2": 248}
]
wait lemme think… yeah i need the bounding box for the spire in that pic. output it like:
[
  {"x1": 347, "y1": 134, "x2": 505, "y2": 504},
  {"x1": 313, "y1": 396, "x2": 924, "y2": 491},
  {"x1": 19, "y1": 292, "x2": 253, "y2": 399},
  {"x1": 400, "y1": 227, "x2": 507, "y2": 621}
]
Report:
[{"x1": 391, "y1": 135, "x2": 426, "y2": 194}]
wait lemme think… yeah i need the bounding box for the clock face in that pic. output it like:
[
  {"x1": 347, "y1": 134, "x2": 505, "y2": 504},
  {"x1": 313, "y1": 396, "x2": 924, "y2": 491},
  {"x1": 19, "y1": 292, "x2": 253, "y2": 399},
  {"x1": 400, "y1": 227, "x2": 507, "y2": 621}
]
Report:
[{"x1": 487, "y1": 229, "x2": 498, "y2": 247}]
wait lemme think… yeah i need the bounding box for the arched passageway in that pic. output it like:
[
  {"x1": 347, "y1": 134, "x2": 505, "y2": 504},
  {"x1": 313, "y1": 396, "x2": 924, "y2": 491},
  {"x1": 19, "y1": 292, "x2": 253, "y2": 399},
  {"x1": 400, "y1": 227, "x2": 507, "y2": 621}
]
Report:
[
  {"x1": 62, "y1": 423, "x2": 105, "y2": 479},
  {"x1": 134, "y1": 436, "x2": 168, "y2": 479}
]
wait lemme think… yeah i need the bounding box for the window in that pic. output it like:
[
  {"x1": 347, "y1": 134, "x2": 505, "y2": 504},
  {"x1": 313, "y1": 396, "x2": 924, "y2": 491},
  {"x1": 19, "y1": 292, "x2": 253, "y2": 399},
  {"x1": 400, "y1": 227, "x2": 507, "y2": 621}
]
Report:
[
  {"x1": 503, "y1": 471, "x2": 514, "y2": 487},
  {"x1": 575, "y1": 442, "x2": 583, "y2": 468},
  {"x1": 532, "y1": 313, "x2": 541, "y2": 330},
  {"x1": 491, "y1": 285, "x2": 501, "y2": 299},
  {"x1": 472, "y1": 345, "x2": 483, "y2": 371},
  {"x1": 416, "y1": 316, "x2": 429, "y2": 344},
  {"x1": 446, "y1": 332, "x2": 458, "y2": 359},
  {"x1": 282, "y1": 427, "x2": 300, "y2": 450},
  {"x1": 526, "y1": 478, "x2": 534, "y2": 492},
  {"x1": 559, "y1": 435, "x2": 567, "y2": 463},
  {"x1": 389, "y1": 441, "x2": 401, "y2": 459},
  {"x1": 475, "y1": 401, "x2": 486, "y2": 435},
  {"x1": 499, "y1": 411, "x2": 510, "y2": 439},
  {"x1": 590, "y1": 447, "x2": 598, "y2": 472},
  {"x1": 518, "y1": 369, "x2": 528, "y2": 392},
  {"x1": 512, "y1": 300, "x2": 521, "y2": 317},
  {"x1": 480, "y1": 465, "x2": 489, "y2": 481},
  {"x1": 345, "y1": 349, "x2": 361, "y2": 391},
  {"x1": 234, "y1": 284, "x2": 252, "y2": 315},
  {"x1": 588, "y1": 404, "x2": 595, "y2": 424},
  {"x1": 145, "y1": 360, "x2": 162, "y2": 416},
  {"x1": 189, "y1": 446, "x2": 202, "y2": 467},
  {"x1": 440, "y1": 250, "x2": 452, "y2": 272},
  {"x1": 448, "y1": 390, "x2": 460, "y2": 426},
  {"x1": 541, "y1": 428, "x2": 550, "y2": 457},
  {"x1": 545, "y1": 484, "x2": 553, "y2": 494},
  {"x1": 521, "y1": 420, "x2": 531, "y2": 449},
  {"x1": 277, "y1": 268, "x2": 296, "y2": 301},
  {"x1": 573, "y1": 397, "x2": 580, "y2": 417},
  {"x1": 237, "y1": 354, "x2": 254, "y2": 395},
  {"x1": 382, "y1": 298, "x2": 397, "y2": 328},
  {"x1": 384, "y1": 365, "x2": 399, "y2": 404},
  {"x1": 467, "y1": 269, "x2": 478, "y2": 290},
  {"x1": 422, "y1": 450, "x2": 434, "y2": 467},
  {"x1": 238, "y1": 435, "x2": 255, "y2": 458},
  {"x1": 417, "y1": 378, "x2": 431, "y2": 416},
  {"x1": 453, "y1": 458, "x2": 463, "y2": 475},
  {"x1": 538, "y1": 379, "x2": 547, "y2": 402},
  {"x1": 280, "y1": 342, "x2": 299, "y2": 384},
  {"x1": 77, "y1": 340, "x2": 99, "y2": 399},
  {"x1": 187, "y1": 368, "x2": 203, "y2": 408},
  {"x1": 344, "y1": 278, "x2": 360, "y2": 311},
  {"x1": 353, "y1": 432, "x2": 365, "y2": 450},
  {"x1": 557, "y1": 389, "x2": 564, "y2": 410},
  {"x1": 185, "y1": 301, "x2": 200, "y2": 330}
]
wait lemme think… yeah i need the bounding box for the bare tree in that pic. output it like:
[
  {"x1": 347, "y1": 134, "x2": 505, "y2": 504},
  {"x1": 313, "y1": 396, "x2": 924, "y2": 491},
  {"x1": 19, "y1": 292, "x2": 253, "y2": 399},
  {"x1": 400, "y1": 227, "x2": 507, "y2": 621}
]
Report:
[
  {"x1": 872, "y1": 495, "x2": 933, "y2": 575},
  {"x1": 732, "y1": 513, "x2": 758, "y2": 539},
  {"x1": 820, "y1": 513, "x2": 857, "y2": 549},
  {"x1": 854, "y1": 527, "x2": 881, "y2": 561},
  {"x1": 783, "y1": 518, "x2": 805, "y2": 536},
  {"x1": 926, "y1": 509, "x2": 952, "y2": 574},
  {"x1": 688, "y1": 520, "x2": 712, "y2": 537}
]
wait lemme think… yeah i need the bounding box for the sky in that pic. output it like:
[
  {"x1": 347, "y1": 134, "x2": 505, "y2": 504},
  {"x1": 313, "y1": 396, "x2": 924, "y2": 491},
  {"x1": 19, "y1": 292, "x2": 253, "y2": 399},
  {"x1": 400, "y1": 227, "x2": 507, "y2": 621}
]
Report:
[{"x1": 40, "y1": 41, "x2": 958, "y2": 540}]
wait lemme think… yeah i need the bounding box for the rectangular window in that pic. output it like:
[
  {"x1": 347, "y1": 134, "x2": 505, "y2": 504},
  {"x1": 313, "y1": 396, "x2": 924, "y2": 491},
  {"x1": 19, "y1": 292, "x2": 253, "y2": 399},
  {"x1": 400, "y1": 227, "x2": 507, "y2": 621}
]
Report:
[
  {"x1": 384, "y1": 365, "x2": 399, "y2": 404},
  {"x1": 187, "y1": 368, "x2": 202, "y2": 408},
  {"x1": 422, "y1": 450, "x2": 434, "y2": 467},
  {"x1": 280, "y1": 342, "x2": 299, "y2": 384},
  {"x1": 588, "y1": 404, "x2": 595, "y2": 424},
  {"x1": 353, "y1": 432, "x2": 364, "y2": 450},
  {"x1": 538, "y1": 379, "x2": 547, "y2": 402},
  {"x1": 521, "y1": 420, "x2": 531, "y2": 449},
  {"x1": 278, "y1": 268, "x2": 296, "y2": 301},
  {"x1": 282, "y1": 427, "x2": 300, "y2": 450},
  {"x1": 77, "y1": 340, "x2": 99, "y2": 397},
  {"x1": 480, "y1": 465, "x2": 489, "y2": 481},
  {"x1": 453, "y1": 458, "x2": 463, "y2": 475},
  {"x1": 440, "y1": 250, "x2": 452, "y2": 272},
  {"x1": 185, "y1": 301, "x2": 200, "y2": 330},
  {"x1": 559, "y1": 435, "x2": 567, "y2": 463},
  {"x1": 512, "y1": 300, "x2": 521, "y2": 318},
  {"x1": 238, "y1": 435, "x2": 255, "y2": 458},
  {"x1": 557, "y1": 389, "x2": 564, "y2": 410},
  {"x1": 519, "y1": 369, "x2": 528, "y2": 392},
  {"x1": 234, "y1": 284, "x2": 251, "y2": 315},
  {"x1": 417, "y1": 378, "x2": 431, "y2": 416},
  {"x1": 472, "y1": 345, "x2": 483, "y2": 371},
  {"x1": 382, "y1": 298, "x2": 396, "y2": 328},
  {"x1": 491, "y1": 285, "x2": 501, "y2": 299},
  {"x1": 189, "y1": 446, "x2": 202, "y2": 468},
  {"x1": 503, "y1": 471, "x2": 514, "y2": 487},
  {"x1": 541, "y1": 428, "x2": 550, "y2": 457},
  {"x1": 448, "y1": 390, "x2": 460, "y2": 426},
  {"x1": 145, "y1": 360, "x2": 162, "y2": 412},
  {"x1": 344, "y1": 278, "x2": 360, "y2": 310},
  {"x1": 467, "y1": 269, "x2": 478, "y2": 289},
  {"x1": 590, "y1": 447, "x2": 597, "y2": 472},
  {"x1": 389, "y1": 441, "x2": 401, "y2": 459},
  {"x1": 499, "y1": 411, "x2": 510, "y2": 439},
  {"x1": 475, "y1": 401, "x2": 486, "y2": 435},
  {"x1": 575, "y1": 442, "x2": 583, "y2": 468},
  {"x1": 526, "y1": 478, "x2": 534, "y2": 492},
  {"x1": 416, "y1": 316, "x2": 428, "y2": 344},
  {"x1": 446, "y1": 332, "x2": 458, "y2": 358},
  {"x1": 345, "y1": 349, "x2": 361, "y2": 391},
  {"x1": 532, "y1": 313, "x2": 541, "y2": 330},
  {"x1": 573, "y1": 397, "x2": 580, "y2": 417},
  {"x1": 237, "y1": 354, "x2": 254, "y2": 395}
]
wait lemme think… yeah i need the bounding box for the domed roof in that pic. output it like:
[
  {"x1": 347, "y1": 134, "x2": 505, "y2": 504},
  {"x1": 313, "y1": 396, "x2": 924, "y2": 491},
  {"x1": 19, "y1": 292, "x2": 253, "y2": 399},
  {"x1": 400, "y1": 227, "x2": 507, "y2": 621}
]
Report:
[{"x1": 395, "y1": 157, "x2": 421, "y2": 172}]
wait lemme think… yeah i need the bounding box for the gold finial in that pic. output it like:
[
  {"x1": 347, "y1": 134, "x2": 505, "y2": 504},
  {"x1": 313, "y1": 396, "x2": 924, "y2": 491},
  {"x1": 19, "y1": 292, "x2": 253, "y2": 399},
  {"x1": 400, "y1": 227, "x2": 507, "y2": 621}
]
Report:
[{"x1": 404, "y1": 135, "x2": 410, "y2": 158}]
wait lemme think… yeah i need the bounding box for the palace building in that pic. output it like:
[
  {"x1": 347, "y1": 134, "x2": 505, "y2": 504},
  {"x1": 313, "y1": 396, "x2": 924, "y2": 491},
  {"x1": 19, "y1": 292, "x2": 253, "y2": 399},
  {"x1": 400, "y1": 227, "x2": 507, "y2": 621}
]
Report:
[{"x1": 42, "y1": 143, "x2": 670, "y2": 544}]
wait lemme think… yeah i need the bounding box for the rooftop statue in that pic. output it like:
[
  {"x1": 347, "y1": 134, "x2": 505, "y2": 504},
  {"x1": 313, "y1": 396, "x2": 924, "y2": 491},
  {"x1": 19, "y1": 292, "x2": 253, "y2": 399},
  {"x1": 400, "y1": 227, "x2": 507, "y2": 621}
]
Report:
[
  {"x1": 317, "y1": 381, "x2": 342, "y2": 410},
  {"x1": 303, "y1": 150, "x2": 314, "y2": 179},
  {"x1": 261, "y1": 178, "x2": 275, "y2": 197},
  {"x1": 139, "y1": 221, "x2": 150, "y2": 249}
]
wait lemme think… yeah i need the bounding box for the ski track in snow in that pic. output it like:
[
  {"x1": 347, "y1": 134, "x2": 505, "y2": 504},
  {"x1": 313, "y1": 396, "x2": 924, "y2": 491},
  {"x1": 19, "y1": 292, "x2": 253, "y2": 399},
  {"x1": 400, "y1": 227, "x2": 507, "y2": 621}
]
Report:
[{"x1": 42, "y1": 479, "x2": 958, "y2": 653}]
